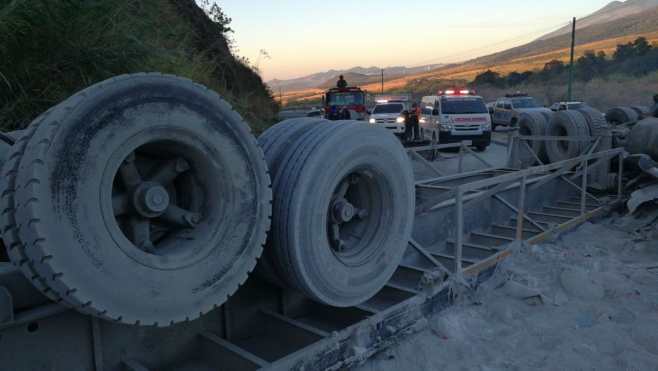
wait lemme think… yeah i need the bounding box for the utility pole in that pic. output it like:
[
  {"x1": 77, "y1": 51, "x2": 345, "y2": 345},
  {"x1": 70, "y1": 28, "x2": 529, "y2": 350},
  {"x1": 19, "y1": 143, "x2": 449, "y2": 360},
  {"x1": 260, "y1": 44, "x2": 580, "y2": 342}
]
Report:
[
  {"x1": 381, "y1": 69, "x2": 384, "y2": 94},
  {"x1": 567, "y1": 17, "x2": 576, "y2": 101},
  {"x1": 279, "y1": 87, "x2": 283, "y2": 106}
]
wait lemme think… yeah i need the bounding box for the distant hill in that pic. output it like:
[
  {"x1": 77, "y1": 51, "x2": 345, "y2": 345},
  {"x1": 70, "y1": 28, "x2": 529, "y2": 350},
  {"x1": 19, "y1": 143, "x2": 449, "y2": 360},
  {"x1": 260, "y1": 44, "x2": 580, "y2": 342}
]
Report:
[
  {"x1": 472, "y1": 5, "x2": 658, "y2": 67},
  {"x1": 540, "y1": 0, "x2": 658, "y2": 40},
  {"x1": 268, "y1": 64, "x2": 443, "y2": 92},
  {"x1": 280, "y1": 2, "x2": 658, "y2": 105}
]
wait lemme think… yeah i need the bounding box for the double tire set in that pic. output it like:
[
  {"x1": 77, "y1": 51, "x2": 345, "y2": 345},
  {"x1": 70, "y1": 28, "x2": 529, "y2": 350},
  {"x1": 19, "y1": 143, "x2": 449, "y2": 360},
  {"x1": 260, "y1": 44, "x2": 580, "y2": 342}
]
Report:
[
  {"x1": 518, "y1": 107, "x2": 608, "y2": 165},
  {"x1": 0, "y1": 74, "x2": 415, "y2": 326}
]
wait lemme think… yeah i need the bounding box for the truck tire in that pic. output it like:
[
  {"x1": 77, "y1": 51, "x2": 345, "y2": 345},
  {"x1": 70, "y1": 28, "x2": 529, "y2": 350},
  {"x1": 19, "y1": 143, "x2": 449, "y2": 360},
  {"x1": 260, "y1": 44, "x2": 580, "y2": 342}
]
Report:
[
  {"x1": 605, "y1": 106, "x2": 639, "y2": 126},
  {"x1": 626, "y1": 118, "x2": 658, "y2": 161},
  {"x1": 518, "y1": 111, "x2": 549, "y2": 165},
  {"x1": 0, "y1": 114, "x2": 61, "y2": 299},
  {"x1": 256, "y1": 118, "x2": 324, "y2": 284},
  {"x1": 546, "y1": 110, "x2": 591, "y2": 163},
  {"x1": 630, "y1": 105, "x2": 650, "y2": 119},
  {"x1": 11, "y1": 73, "x2": 272, "y2": 326},
  {"x1": 267, "y1": 120, "x2": 415, "y2": 307},
  {"x1": 576, "y1": 106, "x2": 609, "y2": 138}
]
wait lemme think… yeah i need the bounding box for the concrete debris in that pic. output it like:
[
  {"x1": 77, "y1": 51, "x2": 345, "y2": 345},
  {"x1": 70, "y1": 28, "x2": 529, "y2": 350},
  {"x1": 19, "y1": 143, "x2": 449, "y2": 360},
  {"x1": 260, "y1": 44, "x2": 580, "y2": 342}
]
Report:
[
  {"x1": 357, "y1": 213, "x2": 658, "y2": 371},
  {"x1": 559, "y1": 268, "x2": 605, "y2": 301},
  {"x1": 501, "y1": 280, "x2": 542, "y2": 300},
  {"x1": 627, "y1": 183, "x2": 658, "y2": 214}
]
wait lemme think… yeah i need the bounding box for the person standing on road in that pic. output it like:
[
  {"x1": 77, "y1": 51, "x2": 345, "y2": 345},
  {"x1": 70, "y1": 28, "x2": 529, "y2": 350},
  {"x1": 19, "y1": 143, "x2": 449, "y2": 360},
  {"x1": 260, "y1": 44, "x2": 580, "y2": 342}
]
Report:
[
  {"x1": 403, "y1": 109, "x2": 412, "y2": 142},
  {"x1": 337, "y1": 75, "x2": 348, "y2": 89},
  {"x1": 409, "y1": 103, "x2": 421, "y2": 141}
]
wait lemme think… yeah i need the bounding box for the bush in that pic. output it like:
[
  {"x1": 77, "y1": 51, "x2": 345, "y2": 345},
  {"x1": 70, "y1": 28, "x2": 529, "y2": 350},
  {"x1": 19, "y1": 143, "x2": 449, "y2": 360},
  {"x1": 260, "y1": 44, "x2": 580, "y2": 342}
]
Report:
[{"x1": 0, "y1": 0, "x2": 278, "y2": 132}]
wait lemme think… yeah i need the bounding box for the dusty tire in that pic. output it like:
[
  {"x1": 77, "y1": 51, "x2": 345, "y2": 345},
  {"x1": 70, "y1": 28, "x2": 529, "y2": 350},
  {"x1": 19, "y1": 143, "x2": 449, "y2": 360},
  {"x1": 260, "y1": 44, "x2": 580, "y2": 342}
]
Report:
[
  {"x1": 256, "y1": 118, "x2": 324, "y2": 284},
  {"x1": 11, "y1": 73, "x2": 271, "y2": 326},
  {"x1": 606, "y1": 106, "x2": 639, "y2": 126},
  {"x1": 626, "y1": 118, "x2": 658, "y2": 161},
  {"x1": 576, "y1": 106, "x2": 609, "y2": 138},
  {"x1": 0, "y1": 118, "x2": 62, "y2": 298},
  {"x1": 267, "y1": 120, "x2": 415, "y2": 307},
  {"x1": 518, "y1": 111, "x2": 549, "y2": 165},
  {"x1": 630, "y1": 105, "x2": 650, "y2": 119},
  {"x1": 546, "y1": 110, "x2": 591, "y2": 163}
]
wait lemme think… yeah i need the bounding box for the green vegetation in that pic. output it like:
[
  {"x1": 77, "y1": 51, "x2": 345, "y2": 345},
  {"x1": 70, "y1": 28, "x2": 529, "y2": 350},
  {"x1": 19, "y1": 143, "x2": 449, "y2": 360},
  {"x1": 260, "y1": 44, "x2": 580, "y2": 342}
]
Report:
[
  {"x1": 472, "y1": 37, "x2": 658, "y2": 89},
  {"x1": 0, "y1": 0, "x2": 278, "y2": 132}
]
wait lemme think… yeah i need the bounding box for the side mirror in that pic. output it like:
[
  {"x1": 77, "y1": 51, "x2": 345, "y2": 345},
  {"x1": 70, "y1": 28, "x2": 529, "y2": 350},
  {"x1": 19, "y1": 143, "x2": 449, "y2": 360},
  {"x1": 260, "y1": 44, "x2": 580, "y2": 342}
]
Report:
[
  {"x1": 432, "y1": 109, "x2": 439, "y2": 116},
  {"x1": 367, "y1": 110, "x2": 371, "y2": 115}
]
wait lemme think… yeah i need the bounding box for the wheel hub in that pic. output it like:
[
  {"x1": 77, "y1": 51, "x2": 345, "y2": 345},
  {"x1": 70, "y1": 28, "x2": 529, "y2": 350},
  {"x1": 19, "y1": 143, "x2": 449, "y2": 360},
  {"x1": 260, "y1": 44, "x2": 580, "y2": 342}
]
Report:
[
  {"x1": 332, "y1": 199, "x2": 356, "y2": 223},
  {"x1": 133, "y1": 182, "x2": 170, "y2": 218}
]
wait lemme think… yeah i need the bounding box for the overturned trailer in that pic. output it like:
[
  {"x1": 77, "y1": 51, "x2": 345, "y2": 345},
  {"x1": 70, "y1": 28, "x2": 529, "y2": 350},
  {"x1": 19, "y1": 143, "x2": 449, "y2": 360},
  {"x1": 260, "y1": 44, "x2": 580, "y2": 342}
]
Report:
[{"x1": 0, "y1": 74, "x2": 633, "y2": 370}]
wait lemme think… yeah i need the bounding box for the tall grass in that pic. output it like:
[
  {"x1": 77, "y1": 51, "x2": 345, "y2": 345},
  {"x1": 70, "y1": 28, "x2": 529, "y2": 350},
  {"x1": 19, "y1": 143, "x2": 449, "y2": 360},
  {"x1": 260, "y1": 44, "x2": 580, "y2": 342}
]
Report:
[{"x1": 0, "y1": 0, "x2": 278, "y2": 131}]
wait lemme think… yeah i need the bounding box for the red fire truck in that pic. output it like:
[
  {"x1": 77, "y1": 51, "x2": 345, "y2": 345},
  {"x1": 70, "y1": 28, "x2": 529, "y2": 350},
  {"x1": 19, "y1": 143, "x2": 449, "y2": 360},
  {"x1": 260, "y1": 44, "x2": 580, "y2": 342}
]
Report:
[{"x1": 323, "y1": 87, "x2": 368, "y2": 121}]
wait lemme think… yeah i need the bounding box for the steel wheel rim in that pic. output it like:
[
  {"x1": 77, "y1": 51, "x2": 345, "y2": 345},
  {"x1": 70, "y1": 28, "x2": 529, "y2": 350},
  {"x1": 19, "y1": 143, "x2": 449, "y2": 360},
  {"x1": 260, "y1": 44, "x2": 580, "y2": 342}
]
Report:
[
  {"x1": 100, "y1": 128, "x2": 227, "y2": 270},
  {"x1": 326, "y1": 168, "x2": 388, "y2": 266}
]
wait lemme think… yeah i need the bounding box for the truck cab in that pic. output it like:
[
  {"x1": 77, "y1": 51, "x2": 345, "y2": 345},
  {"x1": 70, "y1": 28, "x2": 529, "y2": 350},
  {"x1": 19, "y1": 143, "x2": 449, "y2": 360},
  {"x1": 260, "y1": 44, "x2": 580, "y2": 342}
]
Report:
[
  {"x1": 492, "y1": 93, "x2": 546, "y2": 129},
  {"x1": 323, "y1": 87, "x2": 368, "y2": 121},
  {"x1": 368, "y1": 98, "x2": 409, "y2": 136},
  {"x1": 420, "y1": 89, "x2": 492, "y2": 151}
]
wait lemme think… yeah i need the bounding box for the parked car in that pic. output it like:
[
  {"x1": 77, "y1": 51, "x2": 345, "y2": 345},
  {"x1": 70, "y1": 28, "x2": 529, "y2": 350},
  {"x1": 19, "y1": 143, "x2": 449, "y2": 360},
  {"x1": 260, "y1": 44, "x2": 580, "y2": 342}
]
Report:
[
  {"x1": 549, "y1": 101, "x2": 585, "y2": 111},
  {"x1": 491, "y1": 93, "x2": 551, "y2": 129}
]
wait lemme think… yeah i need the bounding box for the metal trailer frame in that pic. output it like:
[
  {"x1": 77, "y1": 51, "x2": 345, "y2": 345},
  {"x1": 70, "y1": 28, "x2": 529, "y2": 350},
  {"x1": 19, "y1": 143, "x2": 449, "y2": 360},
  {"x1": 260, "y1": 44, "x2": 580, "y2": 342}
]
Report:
[{"x1": 0, "y1": 137, "x2": 625, "y2": 371}]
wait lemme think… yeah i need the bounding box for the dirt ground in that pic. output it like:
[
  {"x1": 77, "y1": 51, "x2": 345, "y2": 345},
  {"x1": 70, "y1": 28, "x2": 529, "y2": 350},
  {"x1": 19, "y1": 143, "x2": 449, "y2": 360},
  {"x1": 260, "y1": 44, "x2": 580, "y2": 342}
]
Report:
[{"x1": 357, "y1": 208, "x2": 658, "y2": 371}]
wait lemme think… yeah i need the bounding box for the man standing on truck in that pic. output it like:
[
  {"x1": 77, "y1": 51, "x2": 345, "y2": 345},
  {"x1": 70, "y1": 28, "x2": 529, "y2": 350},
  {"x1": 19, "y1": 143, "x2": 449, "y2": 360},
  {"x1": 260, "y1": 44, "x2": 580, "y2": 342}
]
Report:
[{"x1": 337, "y1": 75, "x2": 348, "y2": 89}]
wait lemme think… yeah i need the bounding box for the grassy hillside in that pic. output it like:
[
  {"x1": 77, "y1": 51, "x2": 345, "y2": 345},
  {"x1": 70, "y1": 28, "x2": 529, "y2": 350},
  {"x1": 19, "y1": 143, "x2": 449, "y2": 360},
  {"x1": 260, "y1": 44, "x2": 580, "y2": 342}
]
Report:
[
  {"x1": 473, "y1": 6, "x2": 658, "y2": 66},
  {"x1": 0, "y1": 0, "x2": 278, "y2": 132}
]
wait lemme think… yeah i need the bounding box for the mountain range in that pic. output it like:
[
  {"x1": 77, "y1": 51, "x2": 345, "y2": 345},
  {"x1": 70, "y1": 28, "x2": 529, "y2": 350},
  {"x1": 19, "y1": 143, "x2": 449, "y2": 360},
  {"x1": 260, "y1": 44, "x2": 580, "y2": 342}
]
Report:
[
  {"x1": 271, "y1": 0, "x2": 658, "y2": 95},
  {"x1": 268, "y1": 65, "x2": 443, "y2": 92}
]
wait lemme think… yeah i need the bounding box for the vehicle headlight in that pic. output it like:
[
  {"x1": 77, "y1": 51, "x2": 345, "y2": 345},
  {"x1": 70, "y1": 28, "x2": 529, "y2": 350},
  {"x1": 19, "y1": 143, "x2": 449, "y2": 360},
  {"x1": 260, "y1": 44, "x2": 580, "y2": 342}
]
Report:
[
  {"x1": 419, "y1": 118, "x2": 427, "y2": 124},
  {"x1": 482, "y1": 122, "x2": 491, "y2": 130},
  {"x1": 440, "y1": 124, "x2": 453, "y2": 131},
  {"x1": 369, "y1": 118, "x2": 376, "y2": 124},
  {"x1": 396, "y1": 117, "x2": 405, "y2": 124}
]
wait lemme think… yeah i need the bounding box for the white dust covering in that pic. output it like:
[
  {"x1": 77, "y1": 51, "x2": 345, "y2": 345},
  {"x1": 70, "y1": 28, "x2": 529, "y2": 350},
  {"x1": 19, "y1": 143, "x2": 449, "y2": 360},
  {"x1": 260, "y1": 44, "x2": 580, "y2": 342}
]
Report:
[{"x1": 359, "y1": 213, "x2": 658, "y2": 371}]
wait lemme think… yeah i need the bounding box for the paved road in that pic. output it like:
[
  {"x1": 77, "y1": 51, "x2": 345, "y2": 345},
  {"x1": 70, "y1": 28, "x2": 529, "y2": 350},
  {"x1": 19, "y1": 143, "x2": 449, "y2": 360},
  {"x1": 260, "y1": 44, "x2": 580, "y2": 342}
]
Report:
[{"x1": 411, "y1": 132, "x2": 512, "y2": 181}]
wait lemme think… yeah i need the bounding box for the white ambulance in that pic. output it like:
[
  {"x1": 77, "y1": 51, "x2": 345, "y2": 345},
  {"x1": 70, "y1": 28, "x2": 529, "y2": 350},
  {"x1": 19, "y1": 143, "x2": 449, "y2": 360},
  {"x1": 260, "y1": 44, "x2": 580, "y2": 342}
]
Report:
[{"x1": 420, "y1": 89, "x2": 492, "y2": 151}]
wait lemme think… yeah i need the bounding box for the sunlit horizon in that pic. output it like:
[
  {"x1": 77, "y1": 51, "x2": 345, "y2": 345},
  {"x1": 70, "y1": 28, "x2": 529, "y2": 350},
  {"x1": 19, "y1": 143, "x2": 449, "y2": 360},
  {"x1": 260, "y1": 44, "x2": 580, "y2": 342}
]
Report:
[{"x1": 217, "y1": 0, "x2": 611, "y2": 81}]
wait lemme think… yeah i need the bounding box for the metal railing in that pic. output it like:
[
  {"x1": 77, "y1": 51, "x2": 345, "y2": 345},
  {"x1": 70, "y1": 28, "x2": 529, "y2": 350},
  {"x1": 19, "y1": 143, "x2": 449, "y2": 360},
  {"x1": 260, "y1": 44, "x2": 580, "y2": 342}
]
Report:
[
  {"x1": 411, "y1": 145, "x2": 623, "y2": 282},
  {"x1": 451, "y1": 147, "x2": 624, "y2": 280}
]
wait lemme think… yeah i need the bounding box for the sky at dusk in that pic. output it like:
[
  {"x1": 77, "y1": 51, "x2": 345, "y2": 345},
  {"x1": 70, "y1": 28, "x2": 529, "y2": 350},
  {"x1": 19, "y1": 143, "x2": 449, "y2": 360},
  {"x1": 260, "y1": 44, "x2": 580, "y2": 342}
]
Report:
[{"x1": 216, "y1": 0, "x2": 611, "y2": 81}]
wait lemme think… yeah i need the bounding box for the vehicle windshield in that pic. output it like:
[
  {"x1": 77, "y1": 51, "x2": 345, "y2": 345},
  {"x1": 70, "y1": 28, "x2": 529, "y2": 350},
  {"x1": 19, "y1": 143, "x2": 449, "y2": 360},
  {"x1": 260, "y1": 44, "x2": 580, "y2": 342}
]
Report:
[
  {"x1": 327, "y1": 92, "x2": 365, "y2": 106},
  {"x1": 372, "y1": 103, "x2": 404, "y2": 114},
  {"x1": 512, "y1": 97, "x2": 539, "y2": 108},
  {"x1": 441, "y1": 97, "x2": 488, "y2": 114}
]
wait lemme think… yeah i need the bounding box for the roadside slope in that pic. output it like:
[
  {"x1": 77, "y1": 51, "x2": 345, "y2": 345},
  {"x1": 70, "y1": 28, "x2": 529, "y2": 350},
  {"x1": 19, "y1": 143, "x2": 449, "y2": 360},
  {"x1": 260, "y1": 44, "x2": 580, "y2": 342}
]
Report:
[{"x1": 0, "y1": 0, "x2": 278, "y2": 131}]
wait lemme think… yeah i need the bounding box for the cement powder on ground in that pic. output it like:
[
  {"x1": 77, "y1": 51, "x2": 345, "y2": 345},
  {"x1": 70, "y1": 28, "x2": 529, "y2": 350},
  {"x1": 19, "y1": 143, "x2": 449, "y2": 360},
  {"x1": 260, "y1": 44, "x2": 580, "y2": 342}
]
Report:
[{"x1": 358, "y1": 216, "x2": 658, "y2": 371}]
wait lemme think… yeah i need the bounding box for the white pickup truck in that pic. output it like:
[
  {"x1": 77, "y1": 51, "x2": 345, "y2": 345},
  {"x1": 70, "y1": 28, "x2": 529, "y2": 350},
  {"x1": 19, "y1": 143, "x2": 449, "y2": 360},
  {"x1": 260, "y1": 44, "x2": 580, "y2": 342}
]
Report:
[{"x1": 368, "y1": 101, "x2": 409, "y2": 136}]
